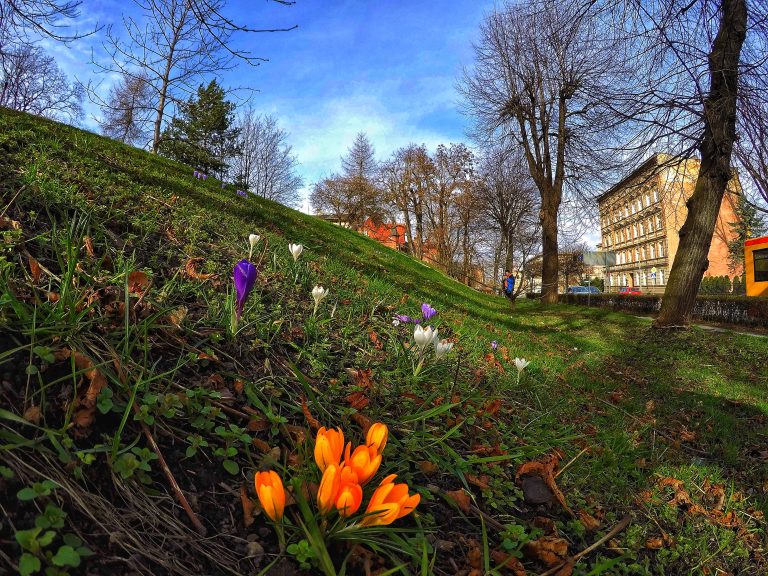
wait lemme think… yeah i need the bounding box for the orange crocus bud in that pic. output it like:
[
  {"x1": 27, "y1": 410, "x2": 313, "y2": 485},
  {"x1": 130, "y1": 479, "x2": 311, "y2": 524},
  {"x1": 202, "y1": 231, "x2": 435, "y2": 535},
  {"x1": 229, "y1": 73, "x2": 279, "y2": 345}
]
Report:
[
  {"x1": 254, "y1": 470, "x2": 285, "y2": 522},
  {"x1": 361, "y1": 474, "x2": 420, "y2": 526},
  {"x1": 335, "y1": 467, "x2": 363, "y2": 517},
  {"x1": 314, "y1": 427, "x2": 345, "y2": 472},
  {"x1": 344, "y1": 443, "x2": 382, "y2": 485},
  {"x1": 366, "y1": 422, "x2": 388, "y2": 455},
  {"x1": 317, "y1": 464, "x2": 342, "y2": 514}
]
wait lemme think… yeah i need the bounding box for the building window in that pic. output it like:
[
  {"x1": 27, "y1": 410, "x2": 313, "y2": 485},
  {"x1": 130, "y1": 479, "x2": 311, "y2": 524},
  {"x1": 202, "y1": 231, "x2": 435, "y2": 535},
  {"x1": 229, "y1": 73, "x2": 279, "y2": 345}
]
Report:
[
  {"x1": 648, "y1": 218, "x2": 654, "y2": 232},
  {"x1": 658, "y1": 243, "x2": 664, "y2": 257},
  {"x1": 640, "y1": 222, "x2": 645, "y2": 235},
  {"x1": 645, "y1": 193, "x2": 651, "y2": 206},
  {"x1": 656, "y1": 215, "x2": 662, "y2": 229},
  {"x1": 650, "y1": 244, "x2": 655, "y2": 259},
  {"x1": 635, "y1": 248, "x2": 640, "y2": 261},
  {"x1": 654, "y1": 189, "x2": 659, "y2": 202},
  {"x1": 755, "y1": 248, "x2": 768, "y2": 282},
  {"x1": 659, "y1": 270, "x2": 665, "y2": 284}
]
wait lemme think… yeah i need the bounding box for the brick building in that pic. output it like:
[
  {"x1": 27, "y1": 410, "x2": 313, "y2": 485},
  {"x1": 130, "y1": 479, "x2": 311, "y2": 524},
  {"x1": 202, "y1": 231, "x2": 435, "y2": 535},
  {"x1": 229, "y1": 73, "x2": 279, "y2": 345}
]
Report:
[{"x1": 597, "y1": 154, "x2": 741, "y2": 294}]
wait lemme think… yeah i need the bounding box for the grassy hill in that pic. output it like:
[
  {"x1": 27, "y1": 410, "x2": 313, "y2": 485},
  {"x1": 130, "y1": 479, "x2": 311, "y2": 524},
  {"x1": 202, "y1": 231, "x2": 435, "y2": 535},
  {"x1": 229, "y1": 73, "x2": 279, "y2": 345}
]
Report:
[{"x1": 1, "y1": 108, "x2": 768, "y2": 575}]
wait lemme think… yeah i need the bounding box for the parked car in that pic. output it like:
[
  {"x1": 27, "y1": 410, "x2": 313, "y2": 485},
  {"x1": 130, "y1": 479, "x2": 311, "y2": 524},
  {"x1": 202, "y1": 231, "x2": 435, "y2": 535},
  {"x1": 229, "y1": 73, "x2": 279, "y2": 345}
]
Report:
[
  {"x1": 566, "y1": 286, "x2": 602, "y2": 295},
  {"x1": 618, "y1": 287, "x2": 642, "y2": 295}
]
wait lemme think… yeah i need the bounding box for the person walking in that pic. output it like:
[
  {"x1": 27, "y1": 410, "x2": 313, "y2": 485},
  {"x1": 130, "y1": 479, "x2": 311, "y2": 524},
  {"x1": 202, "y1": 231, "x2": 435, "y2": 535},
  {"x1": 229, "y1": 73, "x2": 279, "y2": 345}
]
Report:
[{"x1": 502, "y1": 270, "x2": 515, "y2": 300}]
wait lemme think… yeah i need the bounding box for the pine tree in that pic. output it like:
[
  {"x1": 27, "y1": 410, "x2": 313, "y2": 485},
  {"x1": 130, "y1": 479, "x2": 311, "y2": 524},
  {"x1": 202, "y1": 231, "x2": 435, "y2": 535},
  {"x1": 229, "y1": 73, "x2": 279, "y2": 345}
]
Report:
[
  {"x1": 159, "y1": 80, "x2": 239, "y2": 175},
  {"x1": 728, "y1": 195, "x2": 767, "y2": 273}
]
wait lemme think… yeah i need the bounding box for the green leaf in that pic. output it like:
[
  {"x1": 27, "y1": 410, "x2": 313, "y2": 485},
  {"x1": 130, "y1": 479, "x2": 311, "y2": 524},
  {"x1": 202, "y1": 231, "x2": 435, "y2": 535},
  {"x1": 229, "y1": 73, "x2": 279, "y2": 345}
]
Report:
[
  {"x1": 25, "y1": 364, "x2": 39, "y2": 375},
  {"x1": 222, "y1": 459, "x2": 239, "y2": 475},
  {"x1": 62, "y1": 533, "x2": 82, "y2": 547},
  {"x1": 0, "y1": 465, "x2": 14, "y2": 479},
  {"x1": 38, "y1": 531, "x2": 57, "y2": 548},
  {"x1": 19, "y1": 552, "x2": 41, "y2": 576},
  {"x1": 17, "y1": 487, "x2": 38, "y2": 501},
  {"x1": 16, "y1": 527, "x2": 41, "y2": 551},
  {"x1": 185, "y1": 446, "x2": 197, "y2": 458},
  {"x1": 51, "y1": 545, "x2": 81, "y2": 567}
]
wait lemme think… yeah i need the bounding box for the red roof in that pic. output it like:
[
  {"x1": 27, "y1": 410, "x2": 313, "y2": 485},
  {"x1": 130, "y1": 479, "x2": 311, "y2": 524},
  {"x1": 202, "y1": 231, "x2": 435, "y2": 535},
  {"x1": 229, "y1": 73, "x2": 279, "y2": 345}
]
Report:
[
  {"x1": 361, "y1": 219, "x2": 406, "y2": 245},
  {"x1": 746, "y1": 236, "x2": 768, "y2": 247}
]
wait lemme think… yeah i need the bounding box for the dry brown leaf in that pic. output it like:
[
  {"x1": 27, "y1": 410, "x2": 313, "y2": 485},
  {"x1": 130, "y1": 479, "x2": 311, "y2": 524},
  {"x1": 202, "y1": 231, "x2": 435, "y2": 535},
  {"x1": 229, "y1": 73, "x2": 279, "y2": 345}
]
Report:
[
  {"x1": 47, "y1": 292, "x2": 60, "y2": 303},
  {"x1": 345, "y1": 391, "x2": 370, "y2": 410},
  {"x1": 578, "y1": 509, "x2": 601, "y2": 532},
  {"x1": 301, "y1": 396, "x2": 321, "y2": 431},
  {"x1": 490, "y1": 550, "x2": 526, "y2": 575},
  {"x1": 418, "y1": 460, "x2": 438, "y2": 476},
  {"x1": 445, "y1": 488, "x2": 471, "y2": 513},
  {"x1": 127, "y1": 271, "x2": 151, "y2": 296},
  {"x1": 247, "y1": 417, "x2": 269, "y2": 432},
  {"x1": 72, "y1": 351, "x2": 108, "y2": 408},
  {"x1": 467, "y1": 538, "x2": 482, "y2": 569},
  {"x1": 28, "y1": 255, "x2": 42, "y2": 283},
  {"x1": 467, "y1": 474, "x2": 491, "y2": 491},
  {"x1": 240, "y1": 484, "x2": 255, "y2": 528},
  {"x1": 532, "y1": 516, "x2": 558, "y2": 535},
  {"x1": 167, "y1": 307, "x2": 187, "y2": 328},
  {"x1": 252, "y1": 438, "x2": 272, "y2": 453},
  {"x1": 233, "y1": 379, "x2": 245, "y2": 394},
  {"x1": 345, "y1": 367, "x2": 375, "y2": 389},
  {"x1": 350, "y1": 412, "x2": 373, "y2": 434},
  {"x1": 369, "y1": 331, "x2": 383, "y2": 349},
  {"x1": 82, "y1": 235, "x2": 95, "y2": 258},
  {"x1": 23, "y1": 405, "x2": 42, "y2": 424},
  {"x1": 0, "y1": 216, "x2": 21, "y2": 230},
  {"x1": 523, "y1": 536, "x2": 569, "y2": 567},
  {"x1": 185, "y1": 257, "x2": 215, "y2": 280},
  {"x1": 645, "y1": 537, "x2": 664, "y2": 550},
  {"x1": 553, "y1": 558, "x2": 575, "y2": 576},
  {"x1": 515, "y1": 449, "x2": 571, "y2": 513}
]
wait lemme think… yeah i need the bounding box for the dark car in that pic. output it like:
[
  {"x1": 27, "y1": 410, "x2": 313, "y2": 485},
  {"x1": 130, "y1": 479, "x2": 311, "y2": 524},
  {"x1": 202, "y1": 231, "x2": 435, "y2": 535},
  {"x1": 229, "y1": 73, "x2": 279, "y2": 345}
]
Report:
[
  {"x1": 566, "y1": 286, "x2": 601, "y2": 295},
  {"x1": 618, "y1": 287, "x2": 642, "y2": 295}
]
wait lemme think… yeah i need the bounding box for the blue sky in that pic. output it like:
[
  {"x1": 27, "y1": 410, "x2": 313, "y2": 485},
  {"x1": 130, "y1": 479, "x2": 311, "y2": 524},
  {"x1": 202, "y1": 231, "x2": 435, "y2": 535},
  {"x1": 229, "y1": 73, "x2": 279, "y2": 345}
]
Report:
[{"x1": 53, "y1": 0, "x2": 496, "y2": 211}]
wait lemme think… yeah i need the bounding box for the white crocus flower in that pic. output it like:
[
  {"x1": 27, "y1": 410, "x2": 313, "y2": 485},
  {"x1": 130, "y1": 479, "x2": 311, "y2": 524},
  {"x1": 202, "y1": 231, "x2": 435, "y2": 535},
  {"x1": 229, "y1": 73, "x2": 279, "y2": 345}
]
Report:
[
  {"x1": 289, "y1": 243, "x2": 303, "y2": 261},
  {"x1": 434, "y1": 339, "x2": 454, "y2": 360},
  {"x1": 513, "y1": 358, "x2": 530, "y2": 374},
  {"x1": 392, "y1": 319, "x2": 400, "y2": 327},
  {"x1": 414, "y1": 325, "x2": 437, "y2": 350},
  {"x1": 248, "y1": 234, "x2": 260, "y2": 258},
  {"x1": 312, "y1": 285, "x2": 329, "y2": 315}
]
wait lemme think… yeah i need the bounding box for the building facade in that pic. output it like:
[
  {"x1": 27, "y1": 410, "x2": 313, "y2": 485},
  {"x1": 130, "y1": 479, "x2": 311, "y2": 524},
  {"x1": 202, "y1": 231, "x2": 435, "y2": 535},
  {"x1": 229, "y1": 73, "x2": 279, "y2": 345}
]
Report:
[{"x1": 597, "y1": 154, "x2": 741, "y2": 294}]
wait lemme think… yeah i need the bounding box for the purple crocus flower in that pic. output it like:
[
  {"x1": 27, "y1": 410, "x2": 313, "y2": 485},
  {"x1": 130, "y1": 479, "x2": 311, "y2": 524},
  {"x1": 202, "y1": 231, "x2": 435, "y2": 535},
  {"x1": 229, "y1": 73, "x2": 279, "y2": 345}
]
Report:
[
  {"x1": 202, "y1": 173, "x2": 207, "y2": 180},
  {"x1": 233, "y1": 259, "x2": 258, "y2": 320},
  {"x1": 421, "y1": 303, "x2": 437, "y2": 321},
  {"x1": 221, "y1": 183, "x2": 226, "y2": 189},
  {"x1": 237, "y1": 189, "x2": 247, "y2": 198},
  {"x1": 193, "y1": 170, "x2": 199, "y2": 178},
  {"x1": 394, "y1": 314, "x2": 413, "y2": 324},
  {"x1": 491, "y1": 340, "x2": 498, "y2": 351}
]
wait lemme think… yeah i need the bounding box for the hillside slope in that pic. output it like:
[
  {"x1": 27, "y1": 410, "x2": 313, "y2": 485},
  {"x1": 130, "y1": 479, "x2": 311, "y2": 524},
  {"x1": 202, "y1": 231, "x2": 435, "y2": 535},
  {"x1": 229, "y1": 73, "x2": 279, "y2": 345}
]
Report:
[{"x1": 2, "y1": 108, "x2": 768, "y2": 575}]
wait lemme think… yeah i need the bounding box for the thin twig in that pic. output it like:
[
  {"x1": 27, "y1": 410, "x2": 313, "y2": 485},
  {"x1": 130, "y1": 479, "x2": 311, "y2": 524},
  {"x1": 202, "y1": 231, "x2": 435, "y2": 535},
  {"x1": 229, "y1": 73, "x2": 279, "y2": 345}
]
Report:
[
  {"x1": 537, "y1": 515, "x2": 631, "y2": 576},
  {"x1": 134, "y1": 407, "x2": 207, "y2": 536},
  {"x1": 555, "y1": 447, "x2": 589, "y2": 479}
]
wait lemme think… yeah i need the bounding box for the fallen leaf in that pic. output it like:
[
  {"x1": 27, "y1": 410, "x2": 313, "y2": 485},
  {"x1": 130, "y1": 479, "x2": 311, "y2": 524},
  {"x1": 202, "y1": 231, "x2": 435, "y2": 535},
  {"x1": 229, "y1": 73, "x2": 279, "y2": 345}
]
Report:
[
  {"x1": 127, "y1": 271, "x2": 151, "y2": 296},
  {"x1": 445, "y1": 488, "x2": 471, "y2": 513},
  {"x1": 23, "y1": 405, "x2": 42, "y2": 424},
  {"x1": 345, "y1": 391, "x2": 370, "y2": 410},
  {"x1": 168, "y1": 307, "x2": 187, "y2": 328},
  {"x1": 578, "y1": 509, "x2": 601, "y2": 532},
  {"x1": 490, "y1": 550, "x2": 526, "y2": 575},
  {"x1": 47, "y1": 292, "x2": 60, "y2": 303},
  {"x1": 418, "y1": 460, "x2": 439, "y2": 475},
  {"x1": 82, "y1": 236, "x2": 95, "y2": 258},
  {"x1": 523, "y1": 536, "x2": 568, "y2": 567},
  {"x1": 516, "y1": 449, "x2": 571, "y2": 513},
  {"x1": 233, "y1": 379, "x2": 245, "y2": 394},
  {"x1": 72, "y1": 351, "x2": 108, "y2": 408},
  {"x1": 28, "y1": 255, "x2": 42, "y2": 283},
  {"x1": 252, "y1": 438, "x2": 272, "y2": 453},
  {"x1": 553, "y1": 558, "x2": 574, "y2": 576},
  {"x1": 185, "y1": 257, "x2": 215, "y2": 280},
  {"x1": 369, "y1": 331, "x2": 383, "y2": 349},
  {"x1": 467, "y1": 538, "x2": 482, "y2": 569},
  {"x1": 350, "y1": 412, "x2": 372, "y2": 434},
  {"x1": 532, "y1": 516, "x2": 558, "y2": 535},
  {"x1": 645, "y1": 537, "x2": 664, "y2": 550},
  {"x1": 0, "y1": 216, "x2": 21, "y2": 230},
  {"x1": 240, "y1": 485, "x2": 255, "y2": 528},
  {"x1": 247, "y1": 417, "x2": 269, "y2": 432},
  {"x1": 300, "y1": 396, "x2": 321, "y2": 431},
  {"x1": 345, "y1": 368, "x2": 375, "y2": 389},
  {"x1": 467, "y1": 474, "x2": 491, "y2": 491}
]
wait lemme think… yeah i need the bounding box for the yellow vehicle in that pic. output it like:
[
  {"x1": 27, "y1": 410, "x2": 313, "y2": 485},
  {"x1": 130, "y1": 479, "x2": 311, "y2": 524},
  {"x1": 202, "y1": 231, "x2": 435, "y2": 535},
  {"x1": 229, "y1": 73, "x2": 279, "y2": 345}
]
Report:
[{"x1": 745, "y1": 236, "x2": 768, "y2": 297}]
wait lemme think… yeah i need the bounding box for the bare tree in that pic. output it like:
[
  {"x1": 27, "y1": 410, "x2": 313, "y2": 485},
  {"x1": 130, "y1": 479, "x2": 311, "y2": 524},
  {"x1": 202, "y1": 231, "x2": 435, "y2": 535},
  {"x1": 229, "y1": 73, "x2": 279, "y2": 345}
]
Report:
[
  {"x1": 0, "y1": 44, "x2": 83, "y2": 121},
  {"x1": 94, "y1": 0, "x2": 295, "y2": 154},
  {"x1": 475, "y1": 145, "x2": 540, "y2": 295},
  {"x1": 232, "y1": 110, "x2": 303, "y2": 207},
  {"x1": 0, "y1": 0, "x2": 97, "y2": 45},
  {"x1": 460, "y1": 0, "x2": 624, "y2": 304},
  {"x1": 99, "y1": 70, "x2": 153, "y2": 144}
]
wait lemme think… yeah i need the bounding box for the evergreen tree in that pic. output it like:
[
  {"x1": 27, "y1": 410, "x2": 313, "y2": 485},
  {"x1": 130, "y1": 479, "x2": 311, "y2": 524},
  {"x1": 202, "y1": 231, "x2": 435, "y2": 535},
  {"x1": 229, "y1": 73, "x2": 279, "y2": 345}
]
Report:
[
  {"x1": 728, "y1": 195, "x2": 767, "y2": 273},
  {"x1": 159, "y1": 80, "x2": 239, "y2": 175}
]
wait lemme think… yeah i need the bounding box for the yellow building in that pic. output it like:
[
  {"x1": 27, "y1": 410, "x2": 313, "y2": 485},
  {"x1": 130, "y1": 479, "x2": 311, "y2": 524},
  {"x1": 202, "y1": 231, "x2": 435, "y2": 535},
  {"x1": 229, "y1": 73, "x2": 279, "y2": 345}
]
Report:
[
  {"x1": 597, "y1": 154, "x2": 741, "y2": 294},
  {"x1": 745, "y1": 236, "x2": 768, "y2": 297}
]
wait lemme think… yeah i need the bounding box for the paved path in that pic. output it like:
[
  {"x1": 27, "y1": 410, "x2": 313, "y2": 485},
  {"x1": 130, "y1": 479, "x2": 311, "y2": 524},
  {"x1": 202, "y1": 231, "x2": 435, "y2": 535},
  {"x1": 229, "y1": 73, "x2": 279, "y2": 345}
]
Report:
[{"x1": 632, "y1": 315, "x2": 768, "y2": 338}]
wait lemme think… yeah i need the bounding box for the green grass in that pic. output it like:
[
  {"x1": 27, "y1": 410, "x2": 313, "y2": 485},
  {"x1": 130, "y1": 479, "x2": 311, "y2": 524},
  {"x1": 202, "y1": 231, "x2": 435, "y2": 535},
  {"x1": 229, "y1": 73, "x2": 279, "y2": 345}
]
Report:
[{"x1": 1, "y1": 108, "x2": 768, "y2": 575}]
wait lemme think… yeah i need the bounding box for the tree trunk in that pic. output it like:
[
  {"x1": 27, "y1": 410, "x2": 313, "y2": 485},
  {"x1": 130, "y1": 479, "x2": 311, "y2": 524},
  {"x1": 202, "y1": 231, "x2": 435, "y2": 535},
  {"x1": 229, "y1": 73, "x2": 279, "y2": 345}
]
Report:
[
  {"x1": 655, "y1": 0, "x2": 747, "y2": 327},
  {"x1": 540, "y1": 189, "x2": 560, "y2": 303}
]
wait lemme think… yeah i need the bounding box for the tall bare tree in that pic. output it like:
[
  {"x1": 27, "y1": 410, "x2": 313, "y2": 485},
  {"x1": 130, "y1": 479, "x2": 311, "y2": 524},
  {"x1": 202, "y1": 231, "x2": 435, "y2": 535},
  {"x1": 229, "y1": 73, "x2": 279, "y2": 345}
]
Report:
[
  {"x1": 99, "y1": 70, "x2": 153, "y2": 144},
  {"x1": 94, "y1": 0, "x2": 295, "y2": 154},
  {"x1": 232, "y1": 110, "x2": 303, "y2": 207},
  {"x1": 0, "y1": 44, "x2": 83, "y2": 121},
  {"x1": 0, "y1": 0, "x2": 97, "y2": 45},
  {"x1": 460, "y1": 0, "x2": 624, "y2": 303}
]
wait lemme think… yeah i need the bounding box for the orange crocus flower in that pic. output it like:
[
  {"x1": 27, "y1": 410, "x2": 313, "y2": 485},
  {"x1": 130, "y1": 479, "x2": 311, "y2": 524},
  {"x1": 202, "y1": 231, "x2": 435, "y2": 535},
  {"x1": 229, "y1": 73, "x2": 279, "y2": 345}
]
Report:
[
  {"x1": 314, "y1": 427, "x2": 345, "y2": 472},
  {"x1": 344, "y1": 443, "x2": 382, "y2": 485},
  {"x1": 317, "y1": 464, "x2": 342, "y2": 514},
  {"x1": 254, "y1": 471, "x2": 285, "y2": 522},
  {"x1": 366, "y1": 422, "x2": 388, "y2": 455},
  {"x1": 361, "y1": 474, "x2": 420, "y2": 526},
  {"x1": 334, "y1": 466, "x2": 362, "y2": 517}
]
